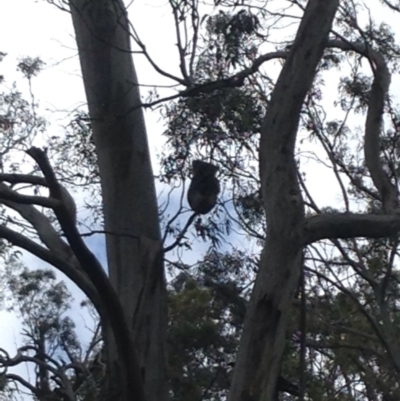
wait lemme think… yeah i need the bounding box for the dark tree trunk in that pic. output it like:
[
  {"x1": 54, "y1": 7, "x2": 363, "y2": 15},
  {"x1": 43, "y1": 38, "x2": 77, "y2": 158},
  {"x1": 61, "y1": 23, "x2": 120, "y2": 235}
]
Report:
[
  {"x1": 228, "y1": 1, "x2": 339, "y2": 400},
  {"x1": 69, "y1": 1, "x2": 168, "y2": 401}
]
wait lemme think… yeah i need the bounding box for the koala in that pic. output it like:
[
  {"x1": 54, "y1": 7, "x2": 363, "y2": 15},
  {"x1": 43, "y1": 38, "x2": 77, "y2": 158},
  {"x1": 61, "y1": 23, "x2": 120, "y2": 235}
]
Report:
[{"x1": 187, "y1": 160, "x2": 220, "y2": 214}]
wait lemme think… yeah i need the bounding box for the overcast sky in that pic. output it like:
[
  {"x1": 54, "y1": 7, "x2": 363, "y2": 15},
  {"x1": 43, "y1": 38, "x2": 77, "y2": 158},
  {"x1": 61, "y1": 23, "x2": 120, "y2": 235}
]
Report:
[{"x1": 0, "y1": 0, "x2": 178, "y2": 152}]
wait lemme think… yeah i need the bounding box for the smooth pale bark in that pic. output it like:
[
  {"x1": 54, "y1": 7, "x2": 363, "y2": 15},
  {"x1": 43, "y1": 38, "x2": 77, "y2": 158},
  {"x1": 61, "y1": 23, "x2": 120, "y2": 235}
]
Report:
[
  {"x1": 69, "y1": 1, "x2": 167, "y2": 401},
  {"x1": 228, "y1": 1, "x2": 339, "y2": 400}
]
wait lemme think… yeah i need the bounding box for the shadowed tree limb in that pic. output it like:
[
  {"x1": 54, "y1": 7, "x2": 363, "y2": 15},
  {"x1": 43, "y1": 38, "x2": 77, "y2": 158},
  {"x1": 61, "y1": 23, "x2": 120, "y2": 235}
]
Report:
[
  {"x1": 26, "y1": 147, "x2": 145, "y2": 401},
  {"x1": 303, "y1": 213, "x2": 400, "y2": 244},
  {"x1": 228, "y1": 1, "x2": 340, "y2": 401}
]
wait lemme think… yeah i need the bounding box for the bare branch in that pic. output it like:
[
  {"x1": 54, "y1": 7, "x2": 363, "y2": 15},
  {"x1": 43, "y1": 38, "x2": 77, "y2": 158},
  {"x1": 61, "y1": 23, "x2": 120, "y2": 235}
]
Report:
[
  {"x1": 1, "y1": 198, "x2": 76, "y2": 263},
  {"x1": 0, "y1": 173, "x2": 47, "y2": 186},
  {"x1": 327, "y1": 39, "x2": 398, "y2": 211},
  {"x1": 0, "y1": 224, "x2": 101, "y2": 310},
  {"x1": 164, "y1": 213, "x2": 197, "y2": 253},
  {"x1": 5, "y1": 373, "x2": 38, "y2": 395},
  {"x1": 171, "y1": 1, "x2": 191, "y2": 83},
  {"x1": 133, "y1": 50, "x2": 288, "y2": 111},
  {"x1": 0, "y1": 182, "x2": 56, "y2": 209},
  {"x1": 303, "y1": 213, "x2": 400, "y2": 244},
  {"x1": 380, "y1": 0, "x2": 400, "y2": 12},
  {"x1": 26, "y1": 147, "x2": 144, "y2": 401}
]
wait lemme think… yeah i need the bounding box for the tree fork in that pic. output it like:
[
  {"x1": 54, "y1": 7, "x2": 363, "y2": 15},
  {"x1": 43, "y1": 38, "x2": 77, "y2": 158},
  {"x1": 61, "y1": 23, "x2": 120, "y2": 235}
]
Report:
[{"x1": 228, "y1": 1, "x2": 339, "y2": 400}]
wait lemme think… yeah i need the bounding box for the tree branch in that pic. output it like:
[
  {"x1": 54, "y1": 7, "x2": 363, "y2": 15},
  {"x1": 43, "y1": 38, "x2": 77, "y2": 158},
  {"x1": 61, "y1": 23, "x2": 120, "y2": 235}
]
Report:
[
  {"x1": 163, "y1": 212, "x2": 197, "y2": 253},
  {"x1": 26, "y1": 147, "x2": 144, "y2": 401},
  {"x1": 303, "y1": 213, "x2": 400, "y2": 244},
  {"x1": 327, "y1": 39, "x2": 398, "y2": 211},
  {"x1": 0, "y1": 182, "x2": 56, "y2": 209},
  {"x1": 0, "y1": 223, "x2": 101, "y2": 310}
]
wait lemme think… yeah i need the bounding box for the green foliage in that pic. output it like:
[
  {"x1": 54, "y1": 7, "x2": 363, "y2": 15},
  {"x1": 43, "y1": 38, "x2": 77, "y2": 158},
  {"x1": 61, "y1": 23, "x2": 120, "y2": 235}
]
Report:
[
  {"x1": 17, "y1": 57, "x2": 45, "y2": 80},
  {"x1": 0, "y1": 261, "x2": 102, "y2": 400},
  {"x1": 3, "y1": 261, "x2": 81, "y2": 354},
  {"x1": 168, "y1": 275, "x2": 239, "y2": 401},
  {"x1": 207, "y1": 10, "x2": 259, "y2": 68},
  {"x1": 167, "y1": 249, "x2": 256, "y2": 400},
  {"x1": 49, "y1": 110, "x2": 99, "y2": 185}
]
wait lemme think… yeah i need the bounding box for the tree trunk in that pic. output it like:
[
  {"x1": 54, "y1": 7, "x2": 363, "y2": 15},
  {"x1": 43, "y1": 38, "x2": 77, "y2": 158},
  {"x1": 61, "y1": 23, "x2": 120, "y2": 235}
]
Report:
[
  {"x1": 69, "y1": 1, "x2": 167, "y2": 401},
  {"x1": 228, "y1": 1, "x2": 339, "y2": 400}
]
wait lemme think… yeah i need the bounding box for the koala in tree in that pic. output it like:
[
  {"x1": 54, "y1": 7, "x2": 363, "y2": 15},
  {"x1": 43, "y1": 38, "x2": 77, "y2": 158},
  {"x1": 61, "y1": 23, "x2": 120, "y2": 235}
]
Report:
[{"x1": 187, "y1": 160, "x2": 220, "y2": 214}]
